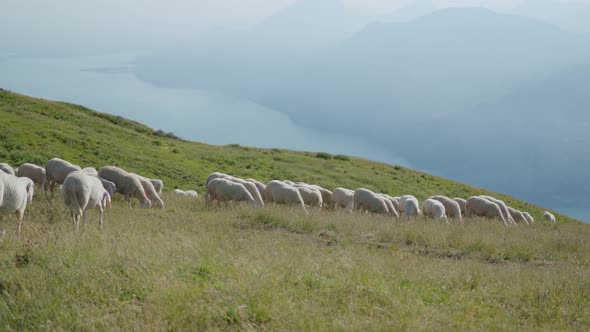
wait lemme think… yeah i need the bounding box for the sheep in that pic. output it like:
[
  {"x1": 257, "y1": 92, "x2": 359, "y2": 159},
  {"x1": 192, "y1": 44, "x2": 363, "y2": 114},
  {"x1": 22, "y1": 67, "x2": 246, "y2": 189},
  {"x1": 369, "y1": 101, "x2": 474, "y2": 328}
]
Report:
[
  {"x1": 429, "y1": 195, "x2": 462, "y2": 223},
  {"x1": 246, "y1": 179, "x2": 267, "y2": 202},
  {"x1": 465, "y1": 196, "x2": 507, "y2": 224},
  {"x1": 207, "y1": 178, "x2": 257, "y2": 206},
  {"x1": 150, "y1": 179, "x2": 164, "y2": 194},
  {"x1": 61, "y1": 171, "x2": 111, "y2": 230},
  {"x1": 81, "y1": 167, "x2": 98, "y2": 176},
  {"x1": 282, "y1": 180, "x2": 295, "y2": 186},
  {"x1": 542, "y1": 211, "x2": 556, "y2": 224},
  {"x1": 507, "y1": 206, "x2": 529, "y2": 224},
  {"x1": 173, "y1": 189, "x2": 198, "y2": 197},
  {"x1": 0, "y1": 172, "x2": 29, "y2": 236},
  {"x1": 480, "y1": 195, "x2": 515, "y2": 224},
  {"x1": 353, "y1": 188, "x2": 391, "y2": 216},
  {"x1": 332, "y1": 187, "x2": 354, "y2": 210},
  {"x1": 310, "y1": 185, "x2": 333, "y2": 208},
  {"x1": 453, "y1": 198, "x2": 467, "y2": 215},
  {"x1": 423, "y1": 199, "x2": 448, "y2": 223},
  {"x1": 296, "y1": 186, "x2": 323, "y2": 208},
  {"x1": 96, "y1": 177, "x2": 116, "y2": 197},
  {"x1": 97, "y1": 166, "x2": 151, "y2": 208},
  {"x1": 399, "y1": 195, "x2": 421, "y2": 216},
  {"x1": 129, "y1": 173, "x2": 164, "y2": 208},
  {"x1": 379, "y1": 194, "x2": 400, "y2": 218},
  {"x1": 0, "y1": 163, "x2": 15, "y2": 175},
  {"x1": 225, "y1": 177, "x2": 265, "y2": 207},
  {"x1": 389, "y1": 196, "x2": 401, "y2": 213},
  {"x1": 265, "y1": 180, "x2": 307, "y2": 213},
  {"x1": 206, "y1": 172, "x2": 229, "y2": 187},
  {"x1": 44, "y1": 158, "x2": 81, "y2": 198},
  {"x1": 523, "y1": 211, "x2": 535, "y2": 224},
  {"x1": 15, "y1": 163, "x2": 46, "y2": 185},
  {"x1": 18, "y1": 177, "x2": 34, "y2": 204}
]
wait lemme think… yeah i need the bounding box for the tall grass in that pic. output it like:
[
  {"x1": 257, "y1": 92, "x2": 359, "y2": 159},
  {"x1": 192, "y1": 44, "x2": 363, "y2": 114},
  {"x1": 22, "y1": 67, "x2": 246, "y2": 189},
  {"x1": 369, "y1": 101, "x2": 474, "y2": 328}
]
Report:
[{"x1": 0, "y1": 192, "x2": 588, "y2": 330}]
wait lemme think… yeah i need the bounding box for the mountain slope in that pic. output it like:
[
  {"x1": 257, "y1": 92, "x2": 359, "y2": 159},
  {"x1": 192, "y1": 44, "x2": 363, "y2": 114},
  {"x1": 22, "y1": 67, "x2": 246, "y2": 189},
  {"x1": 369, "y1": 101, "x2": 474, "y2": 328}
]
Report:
[{"x1": 0, "y1": 89, "x2": 577, "y2": 223}]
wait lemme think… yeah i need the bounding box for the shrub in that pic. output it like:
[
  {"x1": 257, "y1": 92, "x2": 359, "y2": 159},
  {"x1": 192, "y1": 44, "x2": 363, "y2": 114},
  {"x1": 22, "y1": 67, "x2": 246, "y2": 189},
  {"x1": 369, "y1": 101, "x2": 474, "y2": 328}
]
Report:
[{"x1": 315, "y1": 152, "x2": 332, "y2": 160}]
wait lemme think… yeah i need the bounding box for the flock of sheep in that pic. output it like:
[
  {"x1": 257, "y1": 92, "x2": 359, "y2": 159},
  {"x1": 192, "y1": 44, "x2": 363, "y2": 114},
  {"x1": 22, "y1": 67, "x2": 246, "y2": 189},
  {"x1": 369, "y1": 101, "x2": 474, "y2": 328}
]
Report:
[{"x1": 0, "y1": 158, "x2": 558, "y2": 235}]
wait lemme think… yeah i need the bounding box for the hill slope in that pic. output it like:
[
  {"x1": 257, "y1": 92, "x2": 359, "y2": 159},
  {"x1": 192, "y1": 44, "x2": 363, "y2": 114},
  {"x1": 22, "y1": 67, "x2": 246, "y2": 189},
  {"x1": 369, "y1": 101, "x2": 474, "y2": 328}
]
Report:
[{"x1": 0, "y1": 89, "x2": 573, "y2": 222}]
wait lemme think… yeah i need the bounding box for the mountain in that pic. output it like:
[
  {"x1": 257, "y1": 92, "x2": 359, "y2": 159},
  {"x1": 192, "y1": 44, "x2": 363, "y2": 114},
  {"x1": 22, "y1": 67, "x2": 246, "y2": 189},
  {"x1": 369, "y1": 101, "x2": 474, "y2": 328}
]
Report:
[
  {"x1": 512, "y1": 0, "x2": 590, "y2": 36},
  {"x1": 0, "y1": 88, "x2": 574, "y2": 222}
]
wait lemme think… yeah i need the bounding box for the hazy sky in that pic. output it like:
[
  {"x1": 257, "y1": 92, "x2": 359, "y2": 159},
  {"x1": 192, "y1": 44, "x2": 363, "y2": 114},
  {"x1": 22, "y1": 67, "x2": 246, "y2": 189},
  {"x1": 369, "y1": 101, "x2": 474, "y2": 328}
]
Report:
[{"x1": 4, "y1": 0, "x2": 585, "y2": 52}]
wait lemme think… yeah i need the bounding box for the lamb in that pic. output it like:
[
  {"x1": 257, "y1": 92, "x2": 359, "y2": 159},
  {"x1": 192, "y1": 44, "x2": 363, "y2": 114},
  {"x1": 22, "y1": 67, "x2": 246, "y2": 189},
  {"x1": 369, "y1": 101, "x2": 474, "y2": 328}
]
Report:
[
  {"x1": 353, "y1": 188, "x2": 391, "y2": 216},
  {"x1": 15, "y1": 163, "x2": 46, "y2": 185},
  {"x1": 265, "y1": 180, "x2": 307, "y2": 213},
  {"x1": 296, "y1": 186, "x2": 323, "y2": 208},
  {"x1": 423, "y1": 199, "x2": 448, "y2": 223},
  {"x1": 399, "y1": 195, "x2": 421, "y2": 217},
  {"x1": 332, "y1": 187, "x2": 355, "y2": 210},
  {"x1": 81, "y1": 167, "x2": 98, "y2": 176},
  {"x1": 480, "y1": 195, "x2": 515, "y2": 224},
  {"x1": 207, "y1": 178, "x2": 257, "y2": 206},
  {"x1": 44, "y1": 158, "x2": 81, "y2": 197},
  {"x1": 97, "y1": 166, "x2": 151, "y2": 208},
  {"x1": 429, "y1": 195, "x2": 462, "y2": 223},
  {"x1": 507, "y1": 206, "x2": 529, "y2": 224},
  {"x1": 465, "y1": 196, "x2": 507, "y2": 224},
  {"x1": 173, "y1": 189, "x2": 198, "y2": 197},
  {"x1": 523, "y1": 212, "x2": 535, "y2": 224},
  {"x1": 61, "y1": 171, "x2": 111, "y2": 230},
  {"x1": 0, "y1": 172, "x2": 30, "y2": 236},
  {"x1": 0, "y1": 163, "x2": 15, "y2": 175},
  {"x1": 129, "y1": 173, "x2": 164, "y2": 208},
  {"x1": 453, "y1": 198, "x2": 467, "y2": 215},
  {"x1": 542, "y1": 211, "x2": 556, "y2": 224},
  {"x1": 246, "y1": 179, "x2": 267, "y2": 202}
]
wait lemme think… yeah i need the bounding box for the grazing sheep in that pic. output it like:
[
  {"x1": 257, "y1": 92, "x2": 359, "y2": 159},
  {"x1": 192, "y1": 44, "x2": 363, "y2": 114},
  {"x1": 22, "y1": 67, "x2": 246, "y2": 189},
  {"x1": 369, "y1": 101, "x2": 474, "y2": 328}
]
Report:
[
  {"x1": 207, "y1": 178, "x2": 257, "y2": 206},
  {"x1": 129, "y1": 173, "x2": 164, "y2": 208},
  {"x1": 97, "y1": 166, "x2": 151, "y2": 208},
  {"x1": 480, "y1": 195, "x2": 515, "y2": 224},
  {"x1": 206, "y1": 172, "x2": 229, "y2": 187},
  {"x1": 0, "y1": 163, "x2": 15, "y2": 175},
  {"x1": 542, "y1": 211, "x2": 556, "y2": 224},
  {"x1": 332, "y1": 188, "x2": 355, "y2": 210},
  {"x1": 465, "y1": 196, "x2": 507, "y2": 224},
  {"x1": 18, "y1": 177, "x2": 34, "y2": 204},
  {"x1": 150, "y1": 179, "x2": 164, "y2": 194},
  {"x1": 173, "y1": 189, "x2": 198, "y2": 197},
  {"x1": 423, "y1": 199, "x2": 448, "y2": 223},
  {"x1": 453, "y1": 198, "x2": 467, "y2": 215},
  {"x1": 296, "y1": 186, "x2": 323, "y2": 208},
  {"x1": 61, "y1": 171, "x2": 111, "y2": 230},
  {"x1": 81, "y1": 167, "x2": 98, "y2": 176},
  {"x1": 310, "y1": 185, "x2": 333, "y2": 207},
  {"x1": 0, "y1": 172, "x2": 29, "y2": 235},
  {"x1": 96, "y1": 177, "x2": 116, "y2": 197},
  {"x1": 15, "y1": 163, "x2": 46, "y2": 185},
  {"x1": 429, "y1": 195, "x2": 462, "y2": 223},
  {"x1": 225, "y1": 177, "x2": 265, "y2": 207},
  {"x1": 399, "y1": 195, "x2": 421, "y2": 216},
  {"x1": 353, "y1": 188, "x2": 391, "y2": 216},
  {"x1": 282, "y1": 180, "x2": 295, "y2": 186},
  {"x1": 379, "y1": 194, "x2": 400, "y2": 218},
  {"x1": 507, "y1": 206, "x2": 529, "y2": 224},
  {"x1": 44, "y1": 158, "x2": 81, "y2": 197},
  {"x1": 523, "y1": 212, "x2": 535, "y2": 224},
  {"x1": 388, "y1": 196, "x2": 401, "y2": 213},
  {"x1": 265, "y1": 180, "x2": 307, "y2": 213},
  {"x1": 246, "y1": 179, "x2": 267, "y2": 202}
]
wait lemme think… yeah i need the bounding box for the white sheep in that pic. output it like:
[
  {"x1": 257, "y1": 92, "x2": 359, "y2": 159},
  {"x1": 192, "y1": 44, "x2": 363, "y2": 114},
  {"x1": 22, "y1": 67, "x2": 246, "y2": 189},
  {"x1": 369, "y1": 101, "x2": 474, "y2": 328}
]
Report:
[
  {"x1": 173, "y1": 189, "x2": 198, "y2": 197},
  {"x1": 150, "y1": 179, "x2": 164, "y2": 194},
  {"x1": 296, "y1": 186, "x2": 323, "y2": 208},
  {"x1": 246, "y1": 179, "x2": 267, "y2": 202},
  {"x1": 379, "y1": 194, "x2": 400, "y2": 218},
  {"x1": 423, "y1": 199, "x2": 448, "y2": 223},
  {"x1": 18, "y1": 177, "x2": 34, "y2": 204},
  {"x1": 61, "y1": 171, "x2": 111, "y2": 230},
  {"x1": 332, "y1": 187, "x2": 355, "y2": 211},
  {"x1": 480, "y1": 195, "x2": 515, "y2": 224},
  {"x1": 453, "y1": 198, "x2": 467, "y2": 215},
  {"x1": 225, "y1": 177, "x2": 265, "y2": 207},
  {"x1": 96, "y1": 176, "x2": 116, "y2": 197},
  {"x1": 399, "y1": 195, "x2": 421, "y2": 217},
  {"x1": 97, "y1": 166, "x2": 151, "y2": 208},
  {"x1": 353, "y1": 188, "x2": 391, "y2": 217},
  {"x1": 0, "y1": 172, "x2": 30, "y2": 236},
  {"x1": 523, "y1": 212, "x2": 535, "y2": 224},
  {"x1": 310, "y1": 185, "x2": 333, "y2": 207},
  {"x1": 507, "y1": 206, "x2": 529, "y2": 224},
  {"x1": 129, "y1": 173, "x2": 164, "y2": 208},
  {"x1": 465, "y1": 196, "x2": 507, "y2": 224},
  {"x1": 429, "y1": 195, "x2": 462, "y2": 223},
  {"x1": 542, "y1": 211, "x2": 556, "y2": 224},
  {"x1": 81, "y1": 167, "x2": 98, "y2": 176},
  {"x1": 0, "y1": 163, "x2": 15, "y2": 175},
  {"x1": 207, "y1": 178, "x2": 257, "y2": 206},
  {"x1": 44, "y1": 158, "x2": 81, "y2": 197},
  {"x1": 206, "y1": 172, "x2": 229, "y2": 187},
  {"x1": 15, "y1": 163, "x2": 46, "y2": 185},
  {"x1": 265, "y1": 180, "x2": 307, "y2": 213}
]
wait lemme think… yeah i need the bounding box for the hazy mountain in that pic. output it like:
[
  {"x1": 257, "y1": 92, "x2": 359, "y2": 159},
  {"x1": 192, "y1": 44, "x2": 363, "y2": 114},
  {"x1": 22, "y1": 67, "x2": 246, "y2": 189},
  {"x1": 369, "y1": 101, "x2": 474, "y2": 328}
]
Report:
[
  {"x1": 512, "y1": 0, "x2": 590, "y2": 35},
  {"x1": 380, "y1": 0, "x2": 435, "y2": 22}
]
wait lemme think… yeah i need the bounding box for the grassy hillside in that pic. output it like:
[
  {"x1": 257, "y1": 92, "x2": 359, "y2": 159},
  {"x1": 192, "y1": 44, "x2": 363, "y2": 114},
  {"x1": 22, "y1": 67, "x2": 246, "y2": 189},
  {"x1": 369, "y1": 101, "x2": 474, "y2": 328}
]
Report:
[
  {"x1": 1, "y1": 89, "x2": 589, "y2": 330},
  {"x1": 0, "y1": 89, "x2": 574, "y2": 222}
]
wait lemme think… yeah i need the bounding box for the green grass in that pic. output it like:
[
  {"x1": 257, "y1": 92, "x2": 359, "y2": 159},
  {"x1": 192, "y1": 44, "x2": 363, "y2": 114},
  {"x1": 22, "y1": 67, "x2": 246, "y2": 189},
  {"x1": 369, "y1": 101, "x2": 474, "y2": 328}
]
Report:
[{"x1": 1, "y1": 89, "x2": 589, "y2": 330}]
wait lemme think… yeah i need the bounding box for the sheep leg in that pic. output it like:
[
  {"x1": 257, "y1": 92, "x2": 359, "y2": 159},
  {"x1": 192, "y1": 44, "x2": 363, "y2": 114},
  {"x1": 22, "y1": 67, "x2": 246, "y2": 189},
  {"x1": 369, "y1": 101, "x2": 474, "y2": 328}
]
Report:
[
  {"x1": 17, "y1": 210, "x2": 24, "y2": 239},
  {"x1": 98, "y1": 206, "x2": 104, "y2": 228}
]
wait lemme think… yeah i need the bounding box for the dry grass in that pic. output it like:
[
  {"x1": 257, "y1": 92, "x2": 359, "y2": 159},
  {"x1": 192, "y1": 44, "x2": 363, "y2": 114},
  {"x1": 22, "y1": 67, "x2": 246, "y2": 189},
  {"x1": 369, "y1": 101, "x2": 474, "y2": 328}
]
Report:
[{"x1": 0, "y1": 192, "x2": 588, "y2": 331}]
